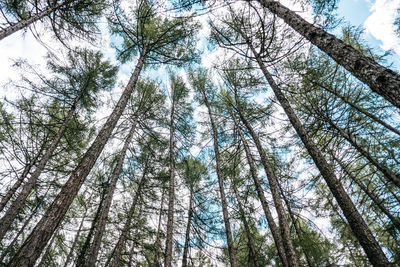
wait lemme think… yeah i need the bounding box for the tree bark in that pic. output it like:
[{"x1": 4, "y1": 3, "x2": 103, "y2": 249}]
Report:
[
  {"x1": 86, "y1": 119, "x2": 138, "y2": 267},
  {"x1": 257, "y1": 0, "x2": 400, "y2": 109},
  {"x1": 277, "y1": 181, "x2": 314, "y2": 267},
  {"x1": 164, "y1": 87, "x2": 176, "y2": 267},
  {"x1": 0, "y1": 89, "x2": 83, "y2": 242},
  {"x1": 182, "y1": 187, "x2": 194, "y2": 267},
  {"x1": 76, "y1": 182, "x2": 109, "y2": 266},
  {"x1": 0, "y1": 1, "x2": 71, "y2": 41},
  {"x1": 230, "y1": 172, "x2": 260, "y2": 267},
  {"x1": 153, "y1": 188, "x2": 165, "y2": 267},
  {"x1": 250, "y1": 44, "x2": 390, "y2": 266},
  {"x1": 63, "y1": 192, "x2": 94, "y2": 267},
  {"x1": 232, "y1": 113, "x2": 288, "y2": 267},
  {"x1": 38, "y1": 225, "x2": 61, "y2": 266},
  {"x1": 333, "y1": 155, "x2": 400, "y2": 232},
  {"x1": 234, "y1": 94, "x2": 299, "y2": 267},
  {"x1": 111, "y1": 163, "x2": 147, "y2": 267},
  {"x1": 8, "y1": 41, "x2": 149, "y2": 267},
  {"x1": 201, "y1": 90, "x2": 238, "y2": 267}
]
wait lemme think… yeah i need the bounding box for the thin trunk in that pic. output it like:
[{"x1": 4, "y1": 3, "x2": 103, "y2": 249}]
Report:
[
  {"x1": 277, "y1": 182, "x2": 314, "y2": 267},
  {"x1": 257, "y1": 0, "x2": 400, "y2": 109},
  {"x1": 0, "y1": 1, "x2": 69, "y2": 40},
  {"x1": 87, "y1": 119, "x2": 138, "y2": 267},
  {"x1": 334, "y1": 155, "x2": 400, "y2": 231},
  {"x1": 0, "y1": 89, "x2": 83, "y2": 242},
  {"x1": 8, "y1": 41, "x2": 149, "y2": 266},
  {"x1": 201, "y1": 90, "x2": 237, "y2": 267},
  {"x1": 232, "y1": 115, "x2": 288, "y2": 267},
  {"x1": 182, "y1": 187, "x2": 194, "y2": 267},
  {"x1": 154, "y1": 188, "x2": 165, "y2": 267},
  {"x1": 128, "y1": 202, "x2": 143, "y2": 266},
  {"x1": 0, "y1": 143, "x2": 45, "y2": 212},
  {"x1": 164, "y1": 90, "x2": 176, "y2": 267},
  {"x1": 112, "y1": 163, "x2": 147, "y2": 267},
  {"x1": 0, "y1": 200, "x2": 41, "y2": 263},
  {"x1": 76, "y1": 184, "x2": 108, "y2": 266},
  {"x1": 63, "y1": 192, "x2": 94, "y2": 267},
  {"x1": 234, "y1": 94, "x2": 299, "y2": 267},
  {"x1": 250, "y1": 45, "x2": 390, "y2": 266},
  {"x1": 322, "y1": 113, "x2": 400, "y2": 188},
  {"x1": 38, "y1": 225, "x2": 61, "y2": 266},
  {"x1": 315, "y1": 81, "x2": 400, "y2": 137},
  {"x1": 230, "y1": 176, "x2": 260, "y2": 267}
]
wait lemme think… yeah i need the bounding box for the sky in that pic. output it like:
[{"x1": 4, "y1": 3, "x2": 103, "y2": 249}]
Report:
[{"x1": 337, "y1": 0, "x2": 400, "y2": 69}]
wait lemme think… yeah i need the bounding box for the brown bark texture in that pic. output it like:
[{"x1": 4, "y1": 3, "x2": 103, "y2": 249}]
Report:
[{"x1": 258, "y1": 0, "x2": 400, "y2": 109}]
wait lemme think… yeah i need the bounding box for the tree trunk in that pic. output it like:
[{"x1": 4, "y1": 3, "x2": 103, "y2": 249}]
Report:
[
  {"x1": 8, "y1": 41, "x2": 149, "y2": 267},
  {"x1": 128, "y1": 202, "x2": 143, "y2": 266},
  {"x1": 321, "y1": 112, "x2": 400, "y2": 188},
  {"x1": 111, "y1": 163, "x2": 147, "y2": 267},
  {"x1": 0, "y1": 199, "x2": 42, "y2": 263},
  {"x1": 76, "y1": 183, "x2": 109, "y2": 266},
  {"x1": 182, "y1": 187, "x2": 194, "y2": 267},
  {"x1": 38, "y1": 225, "x2": 61, "y2": 266},
  {"x1": 313, "y1": 80, "x2": 400, "y2": 137},
  {"x1": 0, "y1": 1, "x2": 69, "y2": 40},
  {"x1": 154, "y1": 187, "x2": 165, "y2": 267},
  {"x1": 0, "y1": 89, "x2": 83, "y2": 242},
  {"x1": 277, "y1": 181, "x2": 314, "y2": 267},
  {"x1": 63, "y1": 192, "x2": 94, "y2": 267},
  {"x1": 257, "y1": 0, "x2": 400, "y2": 109},
  {"x1": 232, "y1": 113, "x2": 288, "y2": 267},
  {"x1": 230, "y1": 173, "x2": 260, "y2": 267},
  {"x1": 201, "y1": 90, "x2": 238, "y2": 267},
  {"x1": 233, "y1": 93, "x2": 299, "y2": 267},
  {"x1": 0, "y1": 143, "x2": 45, "y2": 212},
  {"x1": 250, "y1": 44, "x2": 390, "y2": 266},
  {"x1": 164, "y1": 89, "x2": 176, "y2": 267},
  {"x1": 86, "y1": 119, "x2": 138, "y2": 267},
  {"x1": 333, "y1": 155, "x2": 400, "y2": 231}
]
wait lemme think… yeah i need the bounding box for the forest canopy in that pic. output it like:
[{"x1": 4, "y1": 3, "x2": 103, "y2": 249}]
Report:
[{"x1": 0, "y1": 0, "x2": 399, "y2": 266}]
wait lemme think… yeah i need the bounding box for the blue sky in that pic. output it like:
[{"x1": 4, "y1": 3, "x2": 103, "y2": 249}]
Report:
[{"x1": 336, "y1": 0, "x2": 400, "y2": 69}]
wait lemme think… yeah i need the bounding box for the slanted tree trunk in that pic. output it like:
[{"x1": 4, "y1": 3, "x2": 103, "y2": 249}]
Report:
[
  {"x1": 164, "y1": 90, "x2": 176, "y2": 267},
  {"x1": 182, "y1": 187, "x2": 194, "y2": 267},
  {"x1": 76, "y1": 183, "x2": 109, "y2": 266},
  {"x1": 38, "y1": 225, "x2": 61, "y2": 266},
  {"x1": 0, "y1": 88, "x2": 84, "y2": 242},
  {"x1": 8, "y1": 40, "x2": 149, "y2": 267},
  {"x1": 276, "y1": 181, "x2": 314, "y2": 267},
  {"x1": 320, "y1": 112, "x2": 400, "y2": 188},
  {"x1": 249, "y1": 43, "x2": 390, "y2": 266},
  {"x1": 87, "y1": 119, "x2": 138, "y2": 267},
  {"x1": 233, "y1": 94, "x2": 299, "y2": 267},
  {"x1": 201, "y1": 90, "x2": 238, "y2": 267},
  {"x1": 312, "y1": 80, "x2": 400, "y2": 137},
  {"x1": 257, "y1": 0, "x2": 400, "y2": 109},
  {"x1": 63, "y1": 192, "x2": 94, "y2": 267},
  {"x1": 111, "y1": 162, "x2": 147, "y2": 267},
  {"x1": 0, "y1": 199, "x2": 42, "y2": 263},
  {"x1": 0, "y1": 1, "x2": 70, "y2": 41},
  {"x1": 230, "y1": 169, "x2": 260, "y2": 267},
  {"x1": 333, "y1": 155, "x2": 400, "y2": 231},
  {"x1": 0, "y1": 143, "x2": 45, "y2": 212},
  {"x1": 128, "y1": 202, "x2": 143, "y2": 266},
  {"x1": 232, "y1": 114, "x2": 288, "y2": 267},
  {"x1": 154, "y1": 188, "x2": 165, "y2": 267}
]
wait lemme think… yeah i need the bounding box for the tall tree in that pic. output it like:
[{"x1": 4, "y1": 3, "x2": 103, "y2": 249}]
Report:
[{"x1": 0, "y1": 49, "x2": 117, "y2": 243}]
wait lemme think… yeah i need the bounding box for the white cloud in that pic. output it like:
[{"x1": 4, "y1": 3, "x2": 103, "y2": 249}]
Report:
[{"x1": 364, "y1": 0, "x2": 400, "y2": 55}]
